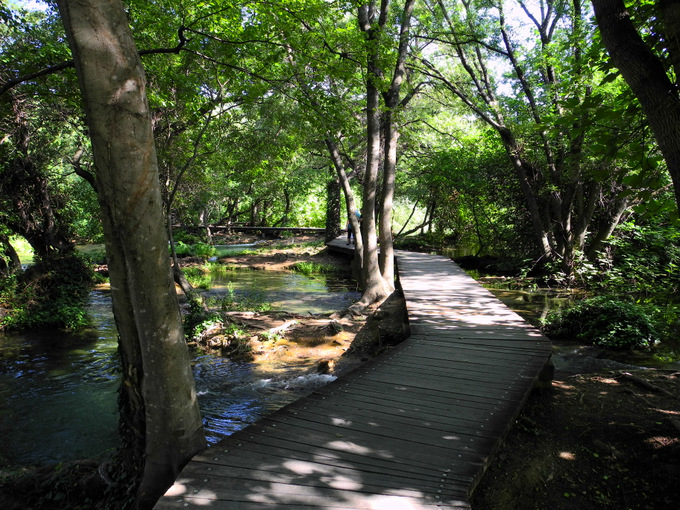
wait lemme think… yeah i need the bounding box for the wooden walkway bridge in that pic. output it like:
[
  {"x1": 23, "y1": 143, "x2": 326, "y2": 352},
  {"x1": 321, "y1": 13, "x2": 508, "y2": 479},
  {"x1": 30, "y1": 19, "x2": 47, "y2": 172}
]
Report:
[{"x1": 155, "y1": 242, "x2": 552, "y2": 509}]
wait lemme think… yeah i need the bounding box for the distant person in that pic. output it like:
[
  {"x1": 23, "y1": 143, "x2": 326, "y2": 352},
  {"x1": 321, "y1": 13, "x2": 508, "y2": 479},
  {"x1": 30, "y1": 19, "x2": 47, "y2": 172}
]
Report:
[{"x1": 347, "y1": 210, "x2": 361, "y2": 245}]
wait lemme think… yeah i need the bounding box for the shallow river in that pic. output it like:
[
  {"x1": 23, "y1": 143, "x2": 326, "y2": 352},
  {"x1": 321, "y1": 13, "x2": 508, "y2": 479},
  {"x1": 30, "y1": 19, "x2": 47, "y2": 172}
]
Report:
[{"x1": 0, "y1": 270, "x2": 359, "y2": 467}]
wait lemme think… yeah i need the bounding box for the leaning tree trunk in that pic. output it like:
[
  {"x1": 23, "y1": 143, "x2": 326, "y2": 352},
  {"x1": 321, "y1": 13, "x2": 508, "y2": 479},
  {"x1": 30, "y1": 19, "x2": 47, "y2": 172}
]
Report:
[
  {"x1": 0, "y1": 235, "x2": 22, "y2": 274},
  {"x1": 325, "y1": 137, "x2": 365, "y2": 277},
  {"x1": 55, "y1": 1, "x2": 205, "y2": 507},
  {"x1": 378, "y1": 0, "x2": 415, "y2": 290}
]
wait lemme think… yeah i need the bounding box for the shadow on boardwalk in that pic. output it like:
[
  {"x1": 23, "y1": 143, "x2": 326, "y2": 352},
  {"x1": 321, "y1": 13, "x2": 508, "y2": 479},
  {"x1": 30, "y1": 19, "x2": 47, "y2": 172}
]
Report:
[{"x1": 154, "y1": 244, "x2": 552, "y2": 509}]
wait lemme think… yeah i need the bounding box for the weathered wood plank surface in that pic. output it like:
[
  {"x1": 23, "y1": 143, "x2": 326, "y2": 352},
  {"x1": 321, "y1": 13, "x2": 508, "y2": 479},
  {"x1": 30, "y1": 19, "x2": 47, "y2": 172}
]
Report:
[{"x1": 155, "y1": 245, "x2": 551, "y2": 510}]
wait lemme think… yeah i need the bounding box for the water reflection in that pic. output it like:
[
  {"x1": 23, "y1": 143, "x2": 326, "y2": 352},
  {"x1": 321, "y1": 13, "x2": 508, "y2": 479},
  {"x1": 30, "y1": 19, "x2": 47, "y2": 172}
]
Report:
[
  {"x1": 483, "y1": 286, "x2": 583, "y2": 325},
  {"x1": 0, "y1": 293, "x2": 120, "y2": 466},
  {"x1": 0, "y1": 270, "x2": 357, "y2": 467},
  {"x1": 207, "y1": 270, "x2": 359, "y2": 314}
]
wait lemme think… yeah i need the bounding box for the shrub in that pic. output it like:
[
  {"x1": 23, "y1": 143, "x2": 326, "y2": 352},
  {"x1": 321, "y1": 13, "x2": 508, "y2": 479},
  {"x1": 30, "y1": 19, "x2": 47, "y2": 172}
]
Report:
[
  {"x1": 219, "y1": 282, "x2": 271, "y2": 312},
  {"x1": 183, "y1": 267, "x2": 212, "y2": 289},
  {"x1": 191, "y1": 242, "x2": 217, "y2": 258},
  {"x1": 1, "y1": 252, "x2": 95, "y2": 330},
  {"x1": 542, "y1": 296, "x2": 658, "y2": 349},
  {"x1": 292, "y1": 261, "x2": 336, "y2": 275},
  {"x1": 171, "y1": 241, "x2": 217, "y2": 259}
]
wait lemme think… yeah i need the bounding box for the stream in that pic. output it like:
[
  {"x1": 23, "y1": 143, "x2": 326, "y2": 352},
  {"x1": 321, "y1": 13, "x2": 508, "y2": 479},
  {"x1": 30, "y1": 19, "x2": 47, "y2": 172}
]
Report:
[{"x1": 0, "y1": 270, "x2": 359, "y2": 467}]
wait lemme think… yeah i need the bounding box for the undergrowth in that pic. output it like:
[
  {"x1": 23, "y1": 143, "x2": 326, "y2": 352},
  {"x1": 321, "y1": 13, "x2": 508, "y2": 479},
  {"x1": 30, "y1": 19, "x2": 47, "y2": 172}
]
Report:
[
  {"x1": 0, "y1": 252, "x2": 96, "y2": 331},
  {"x1": 542, "y1": 296, "x2": 658, "y2": 350}
]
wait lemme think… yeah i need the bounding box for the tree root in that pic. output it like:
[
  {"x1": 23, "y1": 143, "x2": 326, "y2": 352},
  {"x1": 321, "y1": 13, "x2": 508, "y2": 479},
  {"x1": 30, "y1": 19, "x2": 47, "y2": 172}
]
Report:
[{"x1": 618, "y1": 371, "x2": 675, "y2": 397}]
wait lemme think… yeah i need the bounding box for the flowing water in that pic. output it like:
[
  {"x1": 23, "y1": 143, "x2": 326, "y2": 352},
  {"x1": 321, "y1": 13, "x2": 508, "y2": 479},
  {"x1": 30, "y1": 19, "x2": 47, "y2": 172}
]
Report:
[{"x1": 0, "y1": 270, "x2": 359, "y2": 467}]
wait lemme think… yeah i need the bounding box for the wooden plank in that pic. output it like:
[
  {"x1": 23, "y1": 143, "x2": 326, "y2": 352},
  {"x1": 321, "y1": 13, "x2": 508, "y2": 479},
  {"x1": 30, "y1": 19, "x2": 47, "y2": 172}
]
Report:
[
  {"x1": 311, "y1": 382, "x2": 507, "y2": 417},
  {"x1": 280, "y1": 393, "x2": 511, "y2": 440},
  {"x1": 201, "y1": 428, "x2": 483, "y2": 485},
  {"x1": 173, "y1": 460, "x2": 470, "y2": 502},
  {"x1": 401, "y1": 340, "x2": 546, "y2": 362},
  {"x1": 333, "y1": 359, "x2": 532, "y2": 390},
  {"x1": 195, "y1": 435, "x2": 470, "y2": 486},
  {"x1": 238, "y1": 414, "x2": 495, "y2": 469},
  {"x1": 347, "y1": 369, "x2": 531, "y2": 402},
  {"x1": 161, "y1": 471, "x2": 464, "y2": 509},
  {"x1": 315, "y1": 375, "x2": 516, "y2": 410},
  {"x1": 264, "y1": 404, "x2": 497, "y2": 450},
  {"x1": 180, "y1": 450, "x2": 457, "y2": 495}
]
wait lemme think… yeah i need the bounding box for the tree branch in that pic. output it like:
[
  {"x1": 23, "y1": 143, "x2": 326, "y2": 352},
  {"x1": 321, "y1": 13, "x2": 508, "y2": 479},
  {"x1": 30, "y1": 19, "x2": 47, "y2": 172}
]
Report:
[{"x1": 0, "y1": 26, "x2": 188, "y2": 96}]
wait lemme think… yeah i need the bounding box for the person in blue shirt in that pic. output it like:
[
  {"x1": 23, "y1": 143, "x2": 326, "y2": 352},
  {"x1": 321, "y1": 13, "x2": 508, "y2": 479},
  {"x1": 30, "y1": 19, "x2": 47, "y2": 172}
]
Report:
[{"x1": 346, "y1": 210, "x2": 361, "y2": 245}]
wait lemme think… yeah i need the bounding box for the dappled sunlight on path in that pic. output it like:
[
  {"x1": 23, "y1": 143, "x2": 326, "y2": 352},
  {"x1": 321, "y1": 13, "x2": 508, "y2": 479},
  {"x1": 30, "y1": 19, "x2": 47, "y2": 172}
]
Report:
[{"x1": 155, "y1": 245, "x2": 551, "y2": 509}]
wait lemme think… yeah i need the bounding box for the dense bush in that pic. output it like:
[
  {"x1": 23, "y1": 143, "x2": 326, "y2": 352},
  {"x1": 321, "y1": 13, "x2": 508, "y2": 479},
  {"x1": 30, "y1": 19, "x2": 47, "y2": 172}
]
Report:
[
  {"x1": 542, "y1": 296, "x2": 658, "y2": 349},
  {"x1": 0, "y1": 252, "x2": 96, "y2": 330}
]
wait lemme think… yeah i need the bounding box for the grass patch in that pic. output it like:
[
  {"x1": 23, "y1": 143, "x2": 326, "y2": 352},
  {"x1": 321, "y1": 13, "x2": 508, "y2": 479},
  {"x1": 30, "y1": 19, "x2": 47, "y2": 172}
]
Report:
[
  {"x1": 292, "y1": 261, "x2": 338, "y2": 276},
  {"x1": 218, "y1": 282, "x2": 271, "y2": 312}
]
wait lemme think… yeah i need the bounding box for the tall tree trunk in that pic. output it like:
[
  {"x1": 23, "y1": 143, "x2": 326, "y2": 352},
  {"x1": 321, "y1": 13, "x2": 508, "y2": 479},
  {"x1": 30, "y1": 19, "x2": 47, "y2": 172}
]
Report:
[
  {"x1": 55, "y1": 1, "x2": 205, "y2": 507},
  {"x1": 325, "y1": 173, "x2": 343, "y2": 243},
  {"x1": 379, "y1": 113, "x2": 397, "y2": 288},
  {"x1": 356, "y1": 2, "x2": 390, "y2": 308},
  {"x1": 378, "y1": 0, "x2": 415, "y2": 289},
  {"x1": 593, "y1": 0, "x2": 680, "y2": 211}
]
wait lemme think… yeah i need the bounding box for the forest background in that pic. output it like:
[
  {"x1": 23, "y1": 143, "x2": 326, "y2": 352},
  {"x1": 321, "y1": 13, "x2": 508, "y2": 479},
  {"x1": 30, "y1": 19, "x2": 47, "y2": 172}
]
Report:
[{"x1": 1, "y1": 0, "x2": 680, "y2": 508}]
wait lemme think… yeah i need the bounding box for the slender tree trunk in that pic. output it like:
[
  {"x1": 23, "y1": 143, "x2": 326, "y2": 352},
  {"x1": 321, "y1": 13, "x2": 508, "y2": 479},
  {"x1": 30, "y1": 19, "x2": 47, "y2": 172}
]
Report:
[
  {"x1": 326, "y1": 137, "x2": 364, "y2": 274},
  {"x1": 378, "y1": 0, "x2": 415, "y2": 290},
  {"x1": 585, "y1": 194, "x2": 630, "y2": 260},
  {"x1": 355, "y1": 2, "x2": 392, "y2": 308},
  {"x1": 379, "y1": 113, "x2": 397, "y2": 288},
  {"x1": 325, "y1": 173, "x2": 343, "y2": 243},
  {"x1": 55, "y1": 1, "x2": 205, "y2": 507}
]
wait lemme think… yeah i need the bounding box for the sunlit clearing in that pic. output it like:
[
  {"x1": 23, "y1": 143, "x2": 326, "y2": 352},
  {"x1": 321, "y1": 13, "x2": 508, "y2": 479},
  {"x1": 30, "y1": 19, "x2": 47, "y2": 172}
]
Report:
[{"x1": 559, "y1": 451, "x2": 576, "y2": 460}]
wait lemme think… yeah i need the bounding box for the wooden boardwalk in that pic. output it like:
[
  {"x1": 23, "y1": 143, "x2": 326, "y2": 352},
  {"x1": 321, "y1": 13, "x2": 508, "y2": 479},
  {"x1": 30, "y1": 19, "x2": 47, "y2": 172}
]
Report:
[{"x1": 155, "y1": 245, "x2": 552, "y2": 509}]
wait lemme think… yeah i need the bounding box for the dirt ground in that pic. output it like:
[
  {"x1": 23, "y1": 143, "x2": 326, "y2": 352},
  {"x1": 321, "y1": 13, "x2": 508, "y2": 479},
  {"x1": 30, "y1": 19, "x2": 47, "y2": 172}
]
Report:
[{"x1": 471, "y1": 367, "x2": 680, "y2": 510}]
